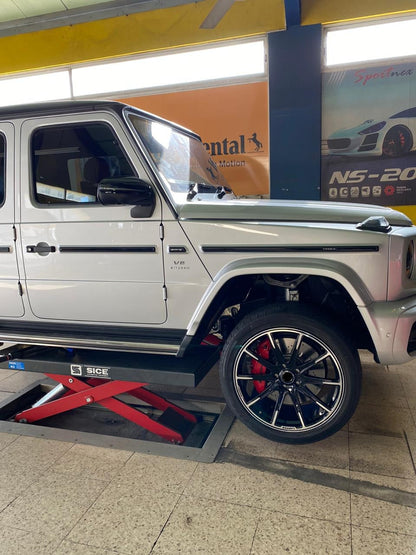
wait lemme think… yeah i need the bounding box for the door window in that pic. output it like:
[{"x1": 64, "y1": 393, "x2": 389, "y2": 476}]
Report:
[
  {"x1": 0, "y1": 134, "x2": 5, "y2": 206},
  {"x1": 31, "y1": 122, "x2": 136, "y2": 205}
]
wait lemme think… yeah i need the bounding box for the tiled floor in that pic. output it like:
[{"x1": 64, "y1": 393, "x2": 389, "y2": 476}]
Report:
[{"x1": 0, "y1": 350, "x2": 415, "y2": 554}]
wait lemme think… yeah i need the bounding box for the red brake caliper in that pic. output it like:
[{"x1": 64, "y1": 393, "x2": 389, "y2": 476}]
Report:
[{"x1": 251, "y1": 338, "x2": 270, "y2": 393}]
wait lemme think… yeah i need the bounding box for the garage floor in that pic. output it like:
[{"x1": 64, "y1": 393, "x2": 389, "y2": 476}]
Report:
[{"x1": 0, "y1": 351, "x2": 415, "y2": 554}]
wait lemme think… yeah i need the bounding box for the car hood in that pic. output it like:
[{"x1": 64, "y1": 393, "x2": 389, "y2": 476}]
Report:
[
  {"x1": 178, "y1": 198, "x2": 412, "y2": 227},
  {"x1": 328, "y1": 120, "x2": 380, "y2": 138}
]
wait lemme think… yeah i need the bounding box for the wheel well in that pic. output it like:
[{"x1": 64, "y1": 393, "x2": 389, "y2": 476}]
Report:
[
  {"x1": 388, "y1": 124, "x2": 411, "y2": 135},
  {"x1": 192, "y1": 273, "x2": 374, "y2": 353}
]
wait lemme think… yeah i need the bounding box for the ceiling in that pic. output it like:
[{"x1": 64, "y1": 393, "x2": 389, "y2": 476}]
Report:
[{"x1": 0, "y1": 0, "x2": 210, "y2": 36}]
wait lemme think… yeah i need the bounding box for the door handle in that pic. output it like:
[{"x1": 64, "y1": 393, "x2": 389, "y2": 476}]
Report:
[{"x1": 26, "y1": 242, "x2": 56, "y2": 256}]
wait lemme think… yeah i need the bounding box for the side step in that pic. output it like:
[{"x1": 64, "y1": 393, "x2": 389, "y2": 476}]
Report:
[{"x1": 0, "y1": 321, "x2": 186, "y2": 355}]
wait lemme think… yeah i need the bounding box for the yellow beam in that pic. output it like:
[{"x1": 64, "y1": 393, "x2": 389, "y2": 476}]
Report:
[
  {"x1": 302, "y1": 0, "x2": 416, "y2": 25},
  {"x1": 0, "y1": 0, "x2": 284, "y2": 75}
]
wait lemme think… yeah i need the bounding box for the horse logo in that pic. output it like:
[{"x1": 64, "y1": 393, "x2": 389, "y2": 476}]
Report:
[{"x1": 248, "y1": 132, "x2": 263, "y2": 151}]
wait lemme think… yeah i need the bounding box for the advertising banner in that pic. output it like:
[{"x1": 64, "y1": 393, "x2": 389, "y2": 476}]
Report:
[
  {"x1": 119, "y1": 81, "x2": 269, "y2": 196},
  {"x1": 322, "y1": 61, "x2": 416, "y2": 207}
]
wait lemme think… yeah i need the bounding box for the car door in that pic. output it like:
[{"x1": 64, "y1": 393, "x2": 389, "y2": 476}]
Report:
[
  {"x1": 19, "y1": 112, "x2": 166, "y2": 325},
  {"x1": 0, "y1": 123, "x2": 25, "y2": 318}
]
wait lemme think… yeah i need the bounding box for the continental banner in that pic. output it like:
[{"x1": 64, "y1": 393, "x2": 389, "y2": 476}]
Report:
[
  {"x1": 119, "y1": 81, "x2": 269, "y2": 196},
  {"x1": 322, "y1": 61, "x2": 416, "y2": 206}
]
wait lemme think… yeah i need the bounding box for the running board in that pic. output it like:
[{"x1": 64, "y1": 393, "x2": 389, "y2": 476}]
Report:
[
  {"x1": 0, "y1": 333, "x2": 180, "y2": 355},
  {"x1": 0, "y1": 322, "x2": 185, "y2": 356}
]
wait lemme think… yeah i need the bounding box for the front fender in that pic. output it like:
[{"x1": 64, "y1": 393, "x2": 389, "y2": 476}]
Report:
[{"x1": 186, "y1": 256, "x2": 374, "y2": 336}]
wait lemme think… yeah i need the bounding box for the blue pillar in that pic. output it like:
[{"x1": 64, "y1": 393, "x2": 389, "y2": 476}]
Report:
[
  {"x1": 284, "y1": 0, "x2": 301, "y2": 27},
  {"x1": 268, "y1": 25, "x2": 322, "y2": 200}
]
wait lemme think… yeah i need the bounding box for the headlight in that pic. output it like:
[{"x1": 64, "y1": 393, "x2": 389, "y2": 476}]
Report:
[
  {"x1": 359, "y1": 121, "x2": 386, "y2": 135},
  {"x1": 405, "y1": 240, "x2": 415, "y2": 279}
]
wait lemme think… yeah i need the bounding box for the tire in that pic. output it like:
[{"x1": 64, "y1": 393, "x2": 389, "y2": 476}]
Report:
[
  {"x1": 382, "y1": 126, "x2": 412, "y2": 157},
  {"x1": 219, "y1": 304, "x2": 362, "y2": 444}
]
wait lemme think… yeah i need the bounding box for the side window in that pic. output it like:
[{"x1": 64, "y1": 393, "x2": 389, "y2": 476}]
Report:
[
  {"x1": 31, "y1": 122, "x2": 136, "y2": 205},
  {"x1": 0, "y1": 134, "x2": 5, "y2": 206}
]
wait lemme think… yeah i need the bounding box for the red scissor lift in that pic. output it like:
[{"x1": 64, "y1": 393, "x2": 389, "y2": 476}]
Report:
[{"x1": 0, "y1": 344, "x2": 229, "y2": 455}]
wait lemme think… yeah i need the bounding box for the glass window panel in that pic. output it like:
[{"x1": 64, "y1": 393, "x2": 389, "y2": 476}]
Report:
[
  {"x1": 32, "y1": 122, "x2": 135, "y2": 205},
  {"x1": 0, "y1": 134, "x2": 5, "y2": 206}
]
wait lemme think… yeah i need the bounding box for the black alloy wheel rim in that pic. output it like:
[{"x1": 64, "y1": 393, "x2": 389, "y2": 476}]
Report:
[{"x1": 233, "y1": 328, "x2": 345, "y2": 433}]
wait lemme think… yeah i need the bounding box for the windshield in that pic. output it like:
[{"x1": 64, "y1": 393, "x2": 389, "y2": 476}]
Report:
[{"x1": 127, "y1": 113, "x2": 230, "y2": 207}]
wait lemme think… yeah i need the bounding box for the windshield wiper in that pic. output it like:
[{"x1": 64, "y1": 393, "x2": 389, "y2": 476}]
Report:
[
  {"x1": 186, "y1": 182, "x2": 234, "y2": 201},
  {"x1": 216, "y1": 185, "x2": 233, "y2": 199}
]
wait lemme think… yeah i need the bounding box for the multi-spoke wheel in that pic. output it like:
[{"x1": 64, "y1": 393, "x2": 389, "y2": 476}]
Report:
[{"x1": 219, "y1": 305, "x2": 361, "y2": 443}]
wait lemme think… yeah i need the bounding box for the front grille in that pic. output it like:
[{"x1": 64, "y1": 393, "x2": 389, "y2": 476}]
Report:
[{"x1": 327, "y1": 138, "x2": 351, "y2": 149}]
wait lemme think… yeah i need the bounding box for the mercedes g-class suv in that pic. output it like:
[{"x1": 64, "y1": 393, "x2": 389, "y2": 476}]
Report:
[{"x1": 1, "y1": 100, "x2": 415, "y2": 443}]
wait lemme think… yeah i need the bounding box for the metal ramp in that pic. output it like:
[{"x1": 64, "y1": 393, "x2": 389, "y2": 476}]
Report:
[{"x1": 0, "y1": 344, "x2": 233, "y2": 462}]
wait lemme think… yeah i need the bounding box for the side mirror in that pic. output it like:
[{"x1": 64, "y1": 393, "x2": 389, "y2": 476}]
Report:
[{"x1": 97, "y1": 177, "x2": 156, "y2": 218}]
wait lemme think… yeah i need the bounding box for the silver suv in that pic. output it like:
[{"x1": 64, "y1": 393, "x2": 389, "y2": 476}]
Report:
[{"x1": 1, "y1": 100, "x2": 416, "y2": 443}]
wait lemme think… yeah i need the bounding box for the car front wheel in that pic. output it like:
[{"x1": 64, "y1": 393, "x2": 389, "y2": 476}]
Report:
[
  {"x1": 382, "y1": 126, "x2": 412, "y2": 157},
  {"x1": 219, "y1": 304, "x2": 362, "y2": 444}
]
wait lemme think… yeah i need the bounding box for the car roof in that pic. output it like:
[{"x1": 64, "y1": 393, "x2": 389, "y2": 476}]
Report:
[
  {"x1": 0, "y1": 99, "x2": 200, "y2": 139},
  {"x1": 0, "y1": 100, "x2": 125, "y2": 120}
]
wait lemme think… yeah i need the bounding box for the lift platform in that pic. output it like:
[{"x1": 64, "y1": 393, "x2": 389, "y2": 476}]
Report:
[{"x1": 0, "y1": 343, "x2": 233, "y2": 462}]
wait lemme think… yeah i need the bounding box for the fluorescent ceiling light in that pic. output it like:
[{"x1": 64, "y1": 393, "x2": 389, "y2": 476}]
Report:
[
  {"x1": 72, "y1": 40, "x2": 265, "y2": 96},
  {"x1": 0, "y1": 71, "x2": 71, "y2": 107},
  {"x1": 326, "y1": 18, "x2": 416, "y2": 66}
]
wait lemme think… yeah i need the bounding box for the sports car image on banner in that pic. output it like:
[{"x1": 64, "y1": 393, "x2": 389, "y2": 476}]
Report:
[
  {"x1": 322, "y1": 61, "x2": 416, "y2": 209},
  {"x1": 327, "y1": 107, "x2": 416, "y2": 158}
]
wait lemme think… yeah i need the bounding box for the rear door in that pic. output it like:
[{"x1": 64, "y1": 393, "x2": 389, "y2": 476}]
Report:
[
  {"x1": 0, "y1": 123, "x2": 24, "y2": 317},
  {"x1": 19, "y1": 112, "x2": 166, "y2": 325}
]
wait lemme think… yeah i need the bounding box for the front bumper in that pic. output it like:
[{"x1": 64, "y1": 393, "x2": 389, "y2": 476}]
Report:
[
  {"x1": 327, "y1": 133, "x2": 381, "y2": 156},
  {"x1": 362, "y1": 296, "x2": 416, "y2": 365}
]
